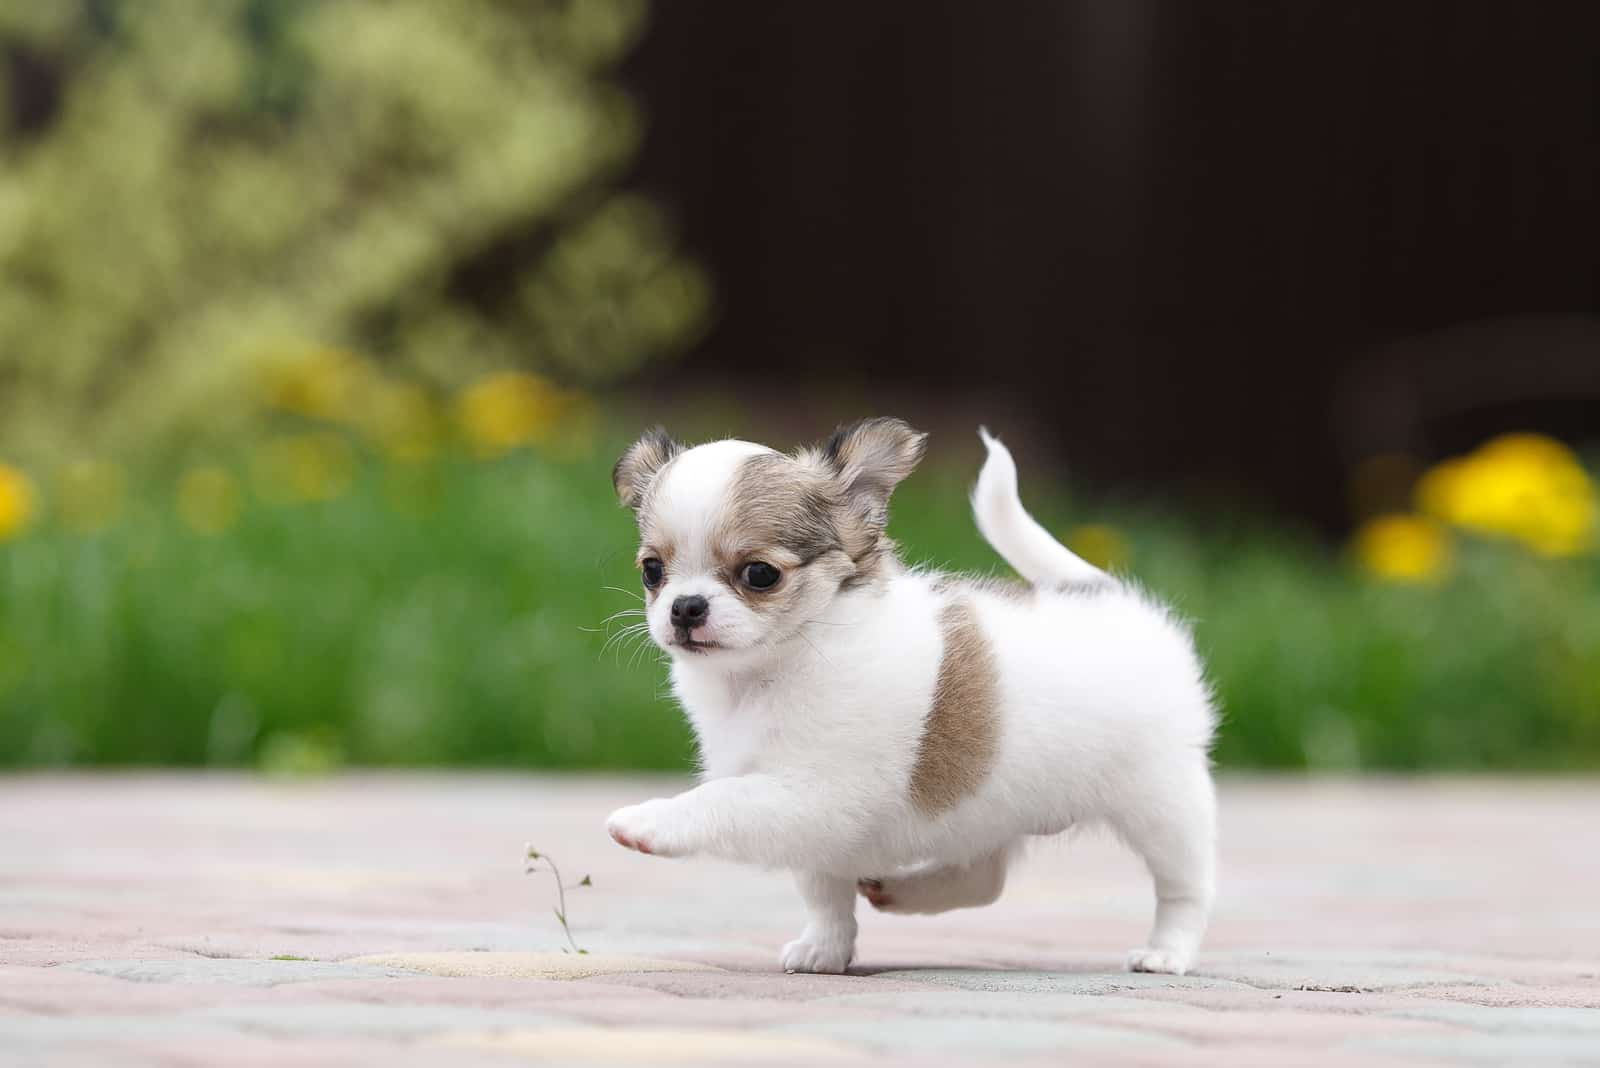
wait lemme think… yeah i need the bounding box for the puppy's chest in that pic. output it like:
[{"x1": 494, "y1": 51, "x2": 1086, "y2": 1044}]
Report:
[{"x1": 676, "y1": 673, "x2": 851, "y2": 779}]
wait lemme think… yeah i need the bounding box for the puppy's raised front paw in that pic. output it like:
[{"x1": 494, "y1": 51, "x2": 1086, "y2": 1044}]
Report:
[
  {"x1": 1127, "y1": 946, "x2": 1191, "y2": 976},
  {"x1": 605, "y1": 800, "x2": 687, "y2": 858},
  {"x1": 780, "y1": 929, "x2": 854, "y2": 974}
]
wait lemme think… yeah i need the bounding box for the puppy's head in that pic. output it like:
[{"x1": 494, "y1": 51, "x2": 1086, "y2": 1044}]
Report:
[{"x1": 612, "y1": 418, "x2": 927, "y2": 663}]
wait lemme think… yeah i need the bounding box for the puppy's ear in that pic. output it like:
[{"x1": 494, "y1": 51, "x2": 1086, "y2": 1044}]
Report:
[
  {"x1": 816, "y1": 417, "x2": 928, "y2": 530},
  {"x1": 613, "y1": 427, "x2": 683, "y2": 509}
]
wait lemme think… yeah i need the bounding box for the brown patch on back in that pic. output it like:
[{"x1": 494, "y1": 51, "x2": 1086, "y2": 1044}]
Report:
[{"x1": 909, "y1": 598, "x2": 1000, "y2": 815}]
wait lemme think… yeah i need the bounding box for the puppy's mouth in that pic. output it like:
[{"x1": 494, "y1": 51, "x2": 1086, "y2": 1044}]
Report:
[{"x1": 671, "y1": 629, "x2": 722, "y2": 654}]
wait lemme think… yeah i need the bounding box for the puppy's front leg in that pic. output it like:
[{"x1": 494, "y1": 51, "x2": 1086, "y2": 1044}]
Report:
[
  {"x1": 780, "y1": 870, "x2": 857, "y2": 974},
  {"x1": 606, "y1": 774, "x2": 851, "y2": 867}
]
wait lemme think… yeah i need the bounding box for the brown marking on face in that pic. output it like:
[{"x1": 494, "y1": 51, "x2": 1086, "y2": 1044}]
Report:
[
  {"x1": 696, "y1": 452, "x2": 859, "y2": 618},
  {"x1": 909, "y1": 597, "x2": 1000, "y2": 815},
  {"x1": 715, "y1": 454, "x2": 842, "y2": 566}
]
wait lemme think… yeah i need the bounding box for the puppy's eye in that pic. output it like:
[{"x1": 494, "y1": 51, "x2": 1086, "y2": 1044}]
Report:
[
  {"x1": 641, "y1": 558, "x2": 664, "y2": 590},
  {"x1": 741, "y1": 562, "x2": 781, "y2": 590}
]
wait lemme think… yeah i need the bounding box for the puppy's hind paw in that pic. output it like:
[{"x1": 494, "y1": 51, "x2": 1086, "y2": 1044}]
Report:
[
  {"x1": 780, "y1": 931, "x2": 853, "y2": 975},
  {"x1": 856, "y1": 862, "x2": 1004, "y2": 915},
  {"x1": 1127, "y1": 946, "x2": 1191, "y2": 976},
  {"x1": 856, "y1": 878, "x2": 894, "y2": 911}
]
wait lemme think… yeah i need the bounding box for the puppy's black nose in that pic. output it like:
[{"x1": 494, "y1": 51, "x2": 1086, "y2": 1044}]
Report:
[{"x1": 671, "y1": 594, "x2": 709, "y2": 628}]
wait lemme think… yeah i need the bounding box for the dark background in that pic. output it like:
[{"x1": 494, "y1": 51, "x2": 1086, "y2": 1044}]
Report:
[{"x1": 624, "y1": 1, "x2": 1600, "y2": 530}]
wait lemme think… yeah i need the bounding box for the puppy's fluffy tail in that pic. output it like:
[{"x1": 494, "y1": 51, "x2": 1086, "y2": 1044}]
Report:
[{"x1": 971, "y1": 428, "x2": 1110, "y2": 589}]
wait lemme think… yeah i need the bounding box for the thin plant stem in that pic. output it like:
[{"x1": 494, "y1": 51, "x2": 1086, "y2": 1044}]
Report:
[{"x1": 524, "y1": 845, "x2": 591, "y2": 954}]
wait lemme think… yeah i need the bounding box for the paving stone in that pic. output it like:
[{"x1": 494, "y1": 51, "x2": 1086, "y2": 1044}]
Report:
[
  {"x1": 1353, "y1": 1031, "x2": 1600, "y2": 1064},
  {"x1": 1395, "y1": 984, "x2": 1600, "y2": 1010},
  {"x1": 592, "y1": 968, "x2": 927, "y2": 1001},
  {"x1": 197, "y1": 1001, "x2": 570, "y2": 1039},
  {"x1": 345, "y1": 950, "x2": 719, "y2": 979},
  {"x1": 777, "y1": 1012, "x2": 1190, "y2": 1054},
  {"x1": 2, "y1": 773, "x2": 1598, "y2": 1066},
  {"x1": 0, "y1": 1012, "x2": 242, "y2": 1048},
  {"x1": 868, "y1": 967, "x2": 1249, "y2": 995},
  {"x1": 1100, "y1": 1005, "x2": 1475, "y2": 1046},
  {"x1": 63, "y1": 958, "x2": 405, "y2": 987},
  {"x1": 438, "y1": 1026, "x2": 868, "y2": 1063},
  {"x1": 1384, "y1": 1004, "x2": 1600, "y2": 1035},
  {"x1": 1197, "y1": 952, "x2": 1495, "y2": 992},
  {"x1": 817, "y1": 988, "x2": 1167, "y2": 1018}
]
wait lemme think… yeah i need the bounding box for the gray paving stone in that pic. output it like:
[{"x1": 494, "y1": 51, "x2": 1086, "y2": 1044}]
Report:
[
  {"x1": 346, "y1": 949, "x2": 720, "y2": 979},
  {"x1": 198, "y1": 1001, "x2": 571, "y2": 1039},
  {"x1": 1385, "y1": 1004, "x2": 1600, "y2": 1035},
  {"x1": 868, "y1": 967, "x2": 1249, "y2": 995},
  {"x1": 779, "y1": 1012, "x2": 1190, "y2": 1054},
  {"x1": 1198, "y1": 953, "x2": 1495, "y2": 992},
  {"x1": 2, "y1": 773, "x2": 1598, "y2": 1066},
  {"x1": 64, "y1": 958, "x2": 405, "y2": 987},
  {"x1": 0, "y1": 1013, "x2": 241, "y2": 1047},
  {"x1": 818, "y1": 988, "x2": 1169, "y2": 1018},
  {"x1": 1353, "y1": 1032, "x2": 1600, "y2": 1064}
]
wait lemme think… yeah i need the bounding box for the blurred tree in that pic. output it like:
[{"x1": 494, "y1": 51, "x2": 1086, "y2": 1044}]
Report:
[{"x1": 0, "y1": 0, "x2": 706, "y2": 457}]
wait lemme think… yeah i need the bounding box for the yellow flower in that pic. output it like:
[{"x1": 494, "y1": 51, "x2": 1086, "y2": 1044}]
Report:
[
  {"x1": 177, "y1": 465, "x2": 242, "y2": 535},
  {"x1": 456, "y1": 371, "x2": 575, "y2": 457},
  {"x1": 57, "y1": 459, "x2": 124, "y2": 533},
  {"x1": 1067, "y1": 523, "x2": 1130, "y2": 571},
  {"x1": 1415, "y1": 432, "x2": 1595, "y2": 557},
  {"x1": 0, "y1": 463, "x2": 38, "y2": 541},
  {"x1": 1353, "y1": 513, "x2": 1452, "y2": 583},
  {"x1": 253, "y1": 433, "x2": 356, "y2": 503},
  {"x1": 259, "y1": 346, "x2": 374, "y2": 422}
]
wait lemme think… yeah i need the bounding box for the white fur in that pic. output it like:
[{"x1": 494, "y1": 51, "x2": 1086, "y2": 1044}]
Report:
[
  {"x1": 972, "y1": 426, "x2": 1109, "y2": 588},
  {"x1": 607, "y1": 428, "x2": 1217, "y2": 975},
  {"x1": 638, "y1": 439, "x2": 790, "y2": 661}
]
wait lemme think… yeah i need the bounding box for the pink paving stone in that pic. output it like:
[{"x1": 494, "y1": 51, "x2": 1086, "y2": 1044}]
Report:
[{"x1": 0, "y1": 772, "x2": 1597, "y2": 1066}]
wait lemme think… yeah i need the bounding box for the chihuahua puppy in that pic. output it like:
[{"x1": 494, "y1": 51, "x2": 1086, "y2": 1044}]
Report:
[{"x1": 605, "y1": 418, "x2": 1216, "y2": 975}]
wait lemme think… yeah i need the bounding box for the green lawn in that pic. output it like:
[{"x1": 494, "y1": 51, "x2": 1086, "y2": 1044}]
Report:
[{"x1": 2, "y1": 435, "x2": 1597, "y2": 771}]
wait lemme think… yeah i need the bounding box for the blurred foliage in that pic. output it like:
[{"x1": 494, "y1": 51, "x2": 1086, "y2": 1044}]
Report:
[
  {"x1": 0, "y1": 0, "x2": 707, "y2": 460},
  {"x1": 0, "y1": 1, "x2": 1594, "y2": 775},
  {"x1": 0, "y1": 398, "x2": 1597, "y2": 772}
]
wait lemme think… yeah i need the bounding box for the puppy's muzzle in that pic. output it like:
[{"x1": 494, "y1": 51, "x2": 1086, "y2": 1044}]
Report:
[
  {"x1": 669, "y1": 594, "x2": 718, "y2": 650},
  {"x1": 670, "y1": 594, "x2": 709, "y2": 629}
]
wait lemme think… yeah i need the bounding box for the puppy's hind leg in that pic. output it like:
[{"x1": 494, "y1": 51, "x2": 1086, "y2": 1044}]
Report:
[
  {"x1": 858, "y1": 841, "x2": 1018, "y2": 914},
  {"x1": 780, "y1": 870, "x2": 858, "y2": 974},
  {"x1": 1113, "y1": 763, "x2": 1216, "y2": 976}
]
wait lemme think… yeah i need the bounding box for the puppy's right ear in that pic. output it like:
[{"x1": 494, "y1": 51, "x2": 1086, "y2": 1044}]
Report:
[{"x1": 612, "y1": 427, "x2": 683, "y2": 509}]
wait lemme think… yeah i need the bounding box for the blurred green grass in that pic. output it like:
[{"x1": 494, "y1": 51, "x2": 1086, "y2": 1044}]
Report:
[{"x1": 2, "y1": 436, "x2": 1597, "y2": 772}]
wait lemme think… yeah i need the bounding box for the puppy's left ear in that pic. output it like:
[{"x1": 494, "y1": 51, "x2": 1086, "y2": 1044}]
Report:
[
  {"x1": 817, "y1": 417, "x2": 928, "y2": 529},
  {"x1": 613, "y1": 427, "x2": 683, "y2": 509}
]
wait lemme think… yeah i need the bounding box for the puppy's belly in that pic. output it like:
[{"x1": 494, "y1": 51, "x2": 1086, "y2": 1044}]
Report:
[{"x1": 843, "y1": 813, "x2": 1032, "y2": 874}]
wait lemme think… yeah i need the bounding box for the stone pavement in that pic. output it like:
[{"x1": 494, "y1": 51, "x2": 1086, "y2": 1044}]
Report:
[{"x1": 2, "y1": 774, "x2": 1598, "y2": 1066}]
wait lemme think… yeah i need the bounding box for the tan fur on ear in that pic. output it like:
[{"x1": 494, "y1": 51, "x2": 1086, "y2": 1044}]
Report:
[
  {"x1": 612, "y1": 427, "x2": 683, "y2": 509},
  {"x1": 810, "y1": 417, "x2": 928, "y2": 531}
]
